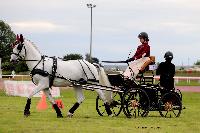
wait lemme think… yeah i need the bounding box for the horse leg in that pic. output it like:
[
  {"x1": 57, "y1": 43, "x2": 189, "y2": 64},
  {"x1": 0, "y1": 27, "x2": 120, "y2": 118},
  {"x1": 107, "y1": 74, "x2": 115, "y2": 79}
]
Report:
[
  {"x1": 24, "y1": 98, "x2": 31, "y2": 117},
  {"x1": 97, "y1": 67, "x2": 113, "y2": 116},
  {"x1": 67, "y1": 86, "x2": 85, "y2": 117},
  {"x1": 43, "y1": 88, "x2": 63, "y2": 118},
  {"x1": 24, "y1": 78, "x2": 49, "y2": 117},
  {"x1": 95, "y1": 89, "x2": 112, "y2": 116}
]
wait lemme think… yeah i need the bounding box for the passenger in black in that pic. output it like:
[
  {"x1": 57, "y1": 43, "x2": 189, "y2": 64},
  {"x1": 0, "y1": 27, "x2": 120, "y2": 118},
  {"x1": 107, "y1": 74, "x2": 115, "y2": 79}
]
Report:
[{"x1": 156, "y1": 51, "x2": 175, "y2": 91}]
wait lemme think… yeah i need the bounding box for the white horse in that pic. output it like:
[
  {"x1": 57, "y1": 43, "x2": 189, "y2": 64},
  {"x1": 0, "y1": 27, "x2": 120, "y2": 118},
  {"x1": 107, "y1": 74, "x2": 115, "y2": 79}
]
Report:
[{"x1": 10, "y1": 34, "x2": 112, "y2": 118}]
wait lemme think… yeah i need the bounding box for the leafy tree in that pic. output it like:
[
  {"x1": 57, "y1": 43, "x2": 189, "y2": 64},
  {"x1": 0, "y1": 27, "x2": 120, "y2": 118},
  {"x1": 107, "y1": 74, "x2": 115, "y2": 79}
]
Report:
[
  {"x1": 92, "y1": 57, "x2": 99, "y2": 64},
  {"x1": 63, "y1": 53, "x2": 83, "y2": 61},
  {"x1": 85, "y1": 53, "x2": 91, "y2": 62},
  {"x1": 85, "y1": 53, "x2": 99, "y2": 64},
  {"x1": 0, "y1": 20, "x2": 28, "y2": 72},
  {"x1": 15, "y1": 61, "x2": 29, "y2": 73},
  {"x1": 0, "y1": 20, "x2": 15, "y2": 62},
  {"x1": 194, "y1": 60, "x2": 200, "y2": 65}
]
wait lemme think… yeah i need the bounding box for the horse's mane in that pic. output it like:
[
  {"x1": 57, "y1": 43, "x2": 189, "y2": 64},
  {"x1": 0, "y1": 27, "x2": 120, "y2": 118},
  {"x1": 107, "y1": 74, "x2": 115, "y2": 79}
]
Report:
[{"x1": 25, "y1": 39, "x2": 41, "y2": 54}]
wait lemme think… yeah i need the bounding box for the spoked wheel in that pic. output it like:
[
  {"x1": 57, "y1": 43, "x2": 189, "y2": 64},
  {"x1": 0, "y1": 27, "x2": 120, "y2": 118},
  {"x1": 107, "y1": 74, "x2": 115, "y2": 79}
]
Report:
[
  {"x1": 123, "y1": 89, "x2": 150, "y2": 118},
  {"x1": 176, "y1": 89, "x2": 182, "y2": 101},
  {"x1": 96, "y1": 92, "x2": 123, "y2": 116},
  {"x1": 159, "y1": 92, "x2": 182, "y2": 118}
]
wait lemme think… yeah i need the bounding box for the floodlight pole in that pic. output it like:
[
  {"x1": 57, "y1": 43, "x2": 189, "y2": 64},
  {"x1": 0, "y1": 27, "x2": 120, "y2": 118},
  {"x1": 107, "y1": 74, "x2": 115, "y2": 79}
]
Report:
[{"x1": 87, "y1": 4, "x2": 96, "y2": 63}]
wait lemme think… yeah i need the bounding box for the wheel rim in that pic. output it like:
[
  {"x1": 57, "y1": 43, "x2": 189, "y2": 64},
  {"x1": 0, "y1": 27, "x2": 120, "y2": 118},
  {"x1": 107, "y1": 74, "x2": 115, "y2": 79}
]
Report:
[
  {"x1": 110, "y1": 92, "x2": 123, "y2": 116},
  {"x1": 96, "y1": 96, "x2": 106, "y2": 116},
  {"x1": 123, "y1": 89, "x2": 150, "y2": 118},
  {"x1": 96, "y1": 92, "x2": 123, "y2": 116},
  {"x1": 159, "y1": 92, "x2": 182, "y2": 118}
]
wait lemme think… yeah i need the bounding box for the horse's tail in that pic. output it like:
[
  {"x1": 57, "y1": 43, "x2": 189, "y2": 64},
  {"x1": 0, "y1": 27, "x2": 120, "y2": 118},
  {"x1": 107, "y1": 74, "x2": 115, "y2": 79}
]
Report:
[{"x1": 94, "y1": 63, "x2": 112, "y2": 103}]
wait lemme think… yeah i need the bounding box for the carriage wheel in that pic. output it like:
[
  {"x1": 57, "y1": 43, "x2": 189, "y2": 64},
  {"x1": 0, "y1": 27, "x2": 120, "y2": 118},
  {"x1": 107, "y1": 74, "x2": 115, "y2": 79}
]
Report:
[
  {"x1": 96, "y1": 92, "x2": 123, "y2": 116},
  {"x1": 123, "y1": 89, "x2": 150, "y2": 118},
  {"x1": 176, "y1": 89, "x2": 182, "y2": 101},
  {"x1": 159, "y1": 92, "x2": 182, "y2": 118}
]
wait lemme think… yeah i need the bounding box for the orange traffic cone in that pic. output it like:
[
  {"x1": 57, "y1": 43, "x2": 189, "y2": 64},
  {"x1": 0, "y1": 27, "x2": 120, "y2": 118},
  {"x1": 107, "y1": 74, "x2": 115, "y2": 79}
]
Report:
[
  {"x1": 52, "y1": 99, "x2": 64, "y2": 109},
  {"x1": 37, "y1": 93, "x2": 48, "y2": 111}
]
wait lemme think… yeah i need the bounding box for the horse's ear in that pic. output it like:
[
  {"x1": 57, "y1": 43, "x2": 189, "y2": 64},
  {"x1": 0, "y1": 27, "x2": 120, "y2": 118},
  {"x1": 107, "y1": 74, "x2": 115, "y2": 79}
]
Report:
[
  {"x1": 16, "y1": 34, "x2": 20, "y2": 41},
  {"x1": 19, "y1": 34, "x2": 24, "y2": 43}
]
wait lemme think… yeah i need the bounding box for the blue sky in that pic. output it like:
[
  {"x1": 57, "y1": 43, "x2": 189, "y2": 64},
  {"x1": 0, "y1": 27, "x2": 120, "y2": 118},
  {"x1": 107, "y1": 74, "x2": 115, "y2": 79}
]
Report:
[{"x1": 1, "y1": 0, "x2": 200, "y2": 66}]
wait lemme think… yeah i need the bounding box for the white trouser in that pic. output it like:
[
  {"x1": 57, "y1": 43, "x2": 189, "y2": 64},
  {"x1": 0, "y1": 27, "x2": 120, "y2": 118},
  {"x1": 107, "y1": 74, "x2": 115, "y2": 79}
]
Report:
[{"x1": 123, "y1": 57, "x2": 150, "y2": 79}]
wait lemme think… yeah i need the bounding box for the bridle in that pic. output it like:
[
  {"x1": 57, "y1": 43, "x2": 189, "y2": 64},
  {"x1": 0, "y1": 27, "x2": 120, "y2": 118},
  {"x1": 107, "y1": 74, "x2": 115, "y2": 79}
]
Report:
[
  {"x1": 11, "y1": 42, "x2": 39, "y2": 62},
  {"x1": 11, "y1": 42, "x2": 26, "y2": 61}
]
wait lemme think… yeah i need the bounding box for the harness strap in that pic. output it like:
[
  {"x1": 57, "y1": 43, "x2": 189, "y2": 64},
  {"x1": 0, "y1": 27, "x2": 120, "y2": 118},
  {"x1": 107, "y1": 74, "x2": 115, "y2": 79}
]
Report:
[
  {"x1": 32, "y1": 55, "x2": 44, "y2": 70},
  {"x1": 31, "y1": 55, "x2": 57, "y2": 88},
  {"x1": 42, "y1": 55, "x2": 45, "y2": 70},
  {"x1": 78, "y1": 60, "x2": 89, "y2": 80},
  {"x1": 82, "y1": 60, "x2": 96, "y2": 80},
  {"x1": 28, "y1": 56, "x2": 99, "y2": 87},
  {"x1": 49, "y1": 56, "x2": 57, "y2": 87},
  {"x1": 78, "y1": 60, "x2": 97, "y2": 81},
  {"x1": 87, "y1": 79, "x2": 99, "y2": 82},
  {"x1": 31, "y1": 69, "x2": 49, "y2": 77}
]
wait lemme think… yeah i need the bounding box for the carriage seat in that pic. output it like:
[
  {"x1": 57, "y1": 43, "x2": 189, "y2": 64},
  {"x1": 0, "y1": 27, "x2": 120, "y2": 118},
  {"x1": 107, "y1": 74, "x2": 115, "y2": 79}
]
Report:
[
  {"x1": 107, "y1": 74, "x2": 124, "y2": 87},
  {"x1": 140, "y1": 56, "x2": 155, "y2": 72}
]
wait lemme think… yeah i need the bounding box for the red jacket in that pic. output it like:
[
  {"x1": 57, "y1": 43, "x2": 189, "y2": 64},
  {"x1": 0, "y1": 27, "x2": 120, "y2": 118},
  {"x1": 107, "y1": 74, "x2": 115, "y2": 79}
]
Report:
[{"x1": 132, "y1": 42, "x2": 150, "y2": 60}]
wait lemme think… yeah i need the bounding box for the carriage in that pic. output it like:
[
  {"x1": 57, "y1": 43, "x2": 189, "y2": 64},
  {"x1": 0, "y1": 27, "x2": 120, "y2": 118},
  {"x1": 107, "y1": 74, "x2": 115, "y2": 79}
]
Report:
[
  {"x1": 10, "y1": 34, "x2": 182, "y2": 118},
  {"x1": 96, "y1": 57, "x2": 182, "y2": 118}
]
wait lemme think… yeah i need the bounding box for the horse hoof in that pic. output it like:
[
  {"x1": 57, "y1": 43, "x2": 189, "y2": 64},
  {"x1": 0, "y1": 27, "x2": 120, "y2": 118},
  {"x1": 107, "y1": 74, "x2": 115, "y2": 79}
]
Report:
[
  {"x1": 57, "y1": 114, "x2": 63, "y2": 118},
  {"x1": 24, "y1": 113, "x2": 30, "y2": 117},
  {"x1": 67, "y1": 112, "x2": 73, "y2": 118},
  {"x1": 24, "y1": 111, "x2": 30, "y2": 117},
  {"x1": 57, "y1": 116, "x2": 63, "y2": 118}
]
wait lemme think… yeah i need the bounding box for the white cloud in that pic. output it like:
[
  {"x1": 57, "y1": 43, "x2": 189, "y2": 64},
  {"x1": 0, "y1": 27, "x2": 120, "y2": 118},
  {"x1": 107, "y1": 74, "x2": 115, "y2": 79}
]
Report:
[
  {"x1": 9, "y1": 21, "x2": 80, "y2": 33},
  {"x1": 10, "y1": 21, "x2": 58, "y2": 30}
]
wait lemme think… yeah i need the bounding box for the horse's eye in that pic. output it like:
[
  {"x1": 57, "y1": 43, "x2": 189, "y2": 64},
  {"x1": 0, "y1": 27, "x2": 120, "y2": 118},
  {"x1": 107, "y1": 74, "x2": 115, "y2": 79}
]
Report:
[{"x1": 17, "y1": 44, "x2": 23, "y2": 50}]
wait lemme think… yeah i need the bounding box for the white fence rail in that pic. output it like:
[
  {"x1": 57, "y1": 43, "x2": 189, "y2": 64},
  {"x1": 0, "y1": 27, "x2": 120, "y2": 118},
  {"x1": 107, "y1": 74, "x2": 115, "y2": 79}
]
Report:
[
  {"x1": 1, "y1": 75, "x2": 200, "y2": 84},
  {"x1": 153, "y1": 76, "x2": 200, "y2": 84}
]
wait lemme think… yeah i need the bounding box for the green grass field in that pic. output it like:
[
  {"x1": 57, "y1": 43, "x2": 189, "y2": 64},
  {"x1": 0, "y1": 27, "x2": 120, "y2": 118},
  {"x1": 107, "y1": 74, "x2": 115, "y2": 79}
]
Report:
[
  {"x1": 175, "y1": 80, "x2": 200, "y2": 86},
  {"x1": 0, "y1": 89, "x2": 200, "y2": 133}
]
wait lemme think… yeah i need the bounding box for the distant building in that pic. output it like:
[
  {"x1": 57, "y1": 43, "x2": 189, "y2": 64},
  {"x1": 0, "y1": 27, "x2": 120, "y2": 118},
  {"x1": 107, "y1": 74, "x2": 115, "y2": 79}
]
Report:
[{"x1": 187, "y1": 65, "x2": 200, "y2": 71}]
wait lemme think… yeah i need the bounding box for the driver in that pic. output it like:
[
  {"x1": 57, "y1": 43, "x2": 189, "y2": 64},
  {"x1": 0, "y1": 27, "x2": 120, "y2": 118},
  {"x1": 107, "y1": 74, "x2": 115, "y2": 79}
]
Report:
[{"x1": 123, "y1": 32, "x2": 151, "y2": 79}]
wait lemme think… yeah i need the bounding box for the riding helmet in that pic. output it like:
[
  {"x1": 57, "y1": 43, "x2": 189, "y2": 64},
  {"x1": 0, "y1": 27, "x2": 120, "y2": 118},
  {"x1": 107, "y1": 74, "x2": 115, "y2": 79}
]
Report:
[
  {"x1": 164, "y1": 51, "x2": 173, "y2": 59},
  {"x1": 138, "y1": 32, "x2": 149, "y2": 41}
]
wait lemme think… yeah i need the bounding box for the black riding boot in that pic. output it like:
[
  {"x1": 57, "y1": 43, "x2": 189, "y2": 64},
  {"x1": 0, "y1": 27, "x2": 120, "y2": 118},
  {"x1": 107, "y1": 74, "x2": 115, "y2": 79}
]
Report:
[
  {"x1": 53, "y1": 104, "x2": 63, "y2": 118},
  {"x1": 104, "y1": 103, "x2": 112, "y2": 116},
  {"x1": 24, "y1": 98, "x2": 31, "y2": 117}
]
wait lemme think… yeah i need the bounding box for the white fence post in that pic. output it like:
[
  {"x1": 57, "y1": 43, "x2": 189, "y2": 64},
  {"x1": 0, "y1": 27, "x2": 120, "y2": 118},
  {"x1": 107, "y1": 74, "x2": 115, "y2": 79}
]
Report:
[{"x1": 175, "y1": 78, "x2": 179, "y2": 84}]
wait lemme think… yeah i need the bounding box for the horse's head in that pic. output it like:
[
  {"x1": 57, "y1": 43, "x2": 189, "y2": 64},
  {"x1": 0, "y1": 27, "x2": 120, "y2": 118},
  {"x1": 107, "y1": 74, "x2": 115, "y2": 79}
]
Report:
[{"x1": 10, "y1": 34, "x2": 26, "y2": 62}]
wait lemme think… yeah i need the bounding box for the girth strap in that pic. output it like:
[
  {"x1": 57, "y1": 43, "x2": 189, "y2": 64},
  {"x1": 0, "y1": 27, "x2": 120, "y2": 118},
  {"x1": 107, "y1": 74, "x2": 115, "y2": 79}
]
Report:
[
  {"x1": 30, "y1": 56, "x2": 57, "y2": 88},
  {"x1": 49, "y1": 56, "x2": 57, "y2": 87},
  {"x1": 31, "y1": 69, "x2": 49, "y2": 77}
]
